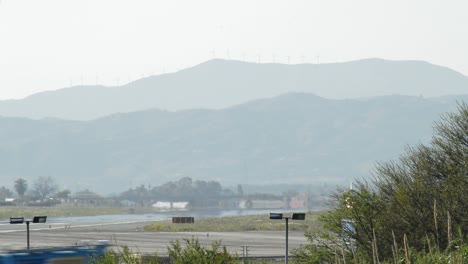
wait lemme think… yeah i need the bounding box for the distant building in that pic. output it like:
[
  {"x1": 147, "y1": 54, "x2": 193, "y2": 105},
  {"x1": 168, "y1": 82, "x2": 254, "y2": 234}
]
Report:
[
  {"x1": 172, "y1": 202, "x2": 189, "y2": 209},
  {"x1": 239, "y1": 199, "x2": 285, "y2": 209},
  {"x1": 152, "y1": 201, "x2": 189, "y2": 210},
  {"x1": 289, "y1": 196, "x2": 306, "y2": 209},
  {"x1": 71, "y1": 190, "x2": 103, "y2": 205},
  {"x1": 153, "y1": 201, "x2": 171, "y2": 210}
]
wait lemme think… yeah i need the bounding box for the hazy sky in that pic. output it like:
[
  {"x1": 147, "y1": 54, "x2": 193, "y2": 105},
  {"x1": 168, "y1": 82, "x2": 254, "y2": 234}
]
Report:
[{"x1": 0, "y1": 0, "x2": 467, "y2": 100}]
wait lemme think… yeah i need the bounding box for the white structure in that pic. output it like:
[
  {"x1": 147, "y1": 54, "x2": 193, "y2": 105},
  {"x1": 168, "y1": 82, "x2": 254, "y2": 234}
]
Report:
[
  {"x1": 152, "y1": 201, "x2": 189, "y2": 210},
  {"x1": 172, "y1": 202, "x2": 189, "y2": 209},
  {"x1": 152, "y1": 201, "x2": 171, "y2": 210}
]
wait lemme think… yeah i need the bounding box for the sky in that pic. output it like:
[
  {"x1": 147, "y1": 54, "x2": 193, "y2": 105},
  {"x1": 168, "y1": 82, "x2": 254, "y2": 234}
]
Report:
[{"x1": 0, "y1": 0, "x2": 467, "y2": 100}]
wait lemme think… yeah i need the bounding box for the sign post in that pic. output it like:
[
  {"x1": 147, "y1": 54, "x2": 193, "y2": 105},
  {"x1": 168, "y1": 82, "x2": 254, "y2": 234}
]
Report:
[{"x1": 10, "y1": 216, "x2": 47, "y2": 250}]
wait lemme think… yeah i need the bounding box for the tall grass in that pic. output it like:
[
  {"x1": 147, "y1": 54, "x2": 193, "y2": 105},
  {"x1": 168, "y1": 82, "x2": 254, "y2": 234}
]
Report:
[
  {"x1": 376, "y1": 225, "x2": 466, "y2": 263},
  {"x1": 293, "y1": 211, "x2": 468, "y2": 264}
]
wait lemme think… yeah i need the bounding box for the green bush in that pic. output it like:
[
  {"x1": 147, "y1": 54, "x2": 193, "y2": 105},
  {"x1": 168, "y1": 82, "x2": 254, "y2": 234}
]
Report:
[
  {"x1": 167, "y1": 237, "x2": 236, "y2": 264},
  {"x1": 293, "y1": 103, "x2": 468, "y2": 263},
  {"x1": 91, "y1": 238, "x2": 238, "y2": 264},
  {"x1": 90, "y1": 245, "x2": 159, "y2": 264}
]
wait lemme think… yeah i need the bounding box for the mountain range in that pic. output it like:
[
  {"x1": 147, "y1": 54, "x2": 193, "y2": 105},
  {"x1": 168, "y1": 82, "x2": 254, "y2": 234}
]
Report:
[
  {"x1": 0, "y1": 93, "x2": 465, "y2": 193},
  {"x1": 0, "y1": 58, "x2": 467, "y2": 120}
]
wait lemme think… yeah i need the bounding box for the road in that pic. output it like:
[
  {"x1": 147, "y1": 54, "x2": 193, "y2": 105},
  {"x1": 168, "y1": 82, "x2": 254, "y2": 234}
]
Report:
[{"x1": 0, "y1": 220, "x2": 307, "y2": 256}]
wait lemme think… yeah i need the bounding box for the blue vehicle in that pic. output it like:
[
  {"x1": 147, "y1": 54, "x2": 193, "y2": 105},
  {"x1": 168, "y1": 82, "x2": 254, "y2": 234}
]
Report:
[{"x1": 0, "y1": 243, "x2": 107, "y2": 264}]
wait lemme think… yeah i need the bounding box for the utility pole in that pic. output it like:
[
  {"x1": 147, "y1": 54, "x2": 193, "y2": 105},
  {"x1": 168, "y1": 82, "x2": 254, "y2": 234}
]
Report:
[
  {"x1": 26, "y1": 221, "x2": 30, "y2": 250},
  {"x1": 285, "y1": 217, "x2": 289, "y2": 264}
]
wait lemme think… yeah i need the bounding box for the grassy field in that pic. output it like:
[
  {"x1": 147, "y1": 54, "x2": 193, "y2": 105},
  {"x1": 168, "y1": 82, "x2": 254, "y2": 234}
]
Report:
[
  {"x1": 144, "y1": 212, "x2": 324, "y2": 232},
  {"x1": 0, "y1": 206, "x2": 138, "y2": 219}
]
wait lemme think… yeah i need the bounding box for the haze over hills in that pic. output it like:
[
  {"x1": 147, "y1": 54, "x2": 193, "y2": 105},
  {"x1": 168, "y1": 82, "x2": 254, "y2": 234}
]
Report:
[
  {"x1": 0, "y1": 93, "x2": 465, "y2": 193},
  {"x1": 0, "y1": 58, "x2": 467, "y2": 120}
]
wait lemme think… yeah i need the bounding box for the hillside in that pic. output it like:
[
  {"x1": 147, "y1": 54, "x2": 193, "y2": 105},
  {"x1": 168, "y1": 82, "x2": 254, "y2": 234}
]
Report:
[
  {"x1": 0, "y1": 93, "x2": 465, "y2": 193},
  {"x1": 0, "y1": 59, "x2": 467, "y2": 120}
]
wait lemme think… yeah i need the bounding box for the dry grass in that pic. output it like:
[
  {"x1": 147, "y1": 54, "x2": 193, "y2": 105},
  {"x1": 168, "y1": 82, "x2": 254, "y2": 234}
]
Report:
[{"x1": 144, "y1": 212, "x2": 324, "y2": 232}]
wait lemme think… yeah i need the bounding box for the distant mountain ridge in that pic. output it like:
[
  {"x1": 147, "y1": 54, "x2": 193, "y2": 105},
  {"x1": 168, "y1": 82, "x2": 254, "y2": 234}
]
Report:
[
  {"x1": 0, "y1": 93, "x2": 465, "y2": 193},
  {"x1": 0, "y1": 58, "x2": 467, "y2": 120}
]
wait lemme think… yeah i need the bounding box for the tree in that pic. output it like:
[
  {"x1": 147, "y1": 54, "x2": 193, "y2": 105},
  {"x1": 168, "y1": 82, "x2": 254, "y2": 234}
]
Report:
[
  {"x1": 14, "y1": 178, "x2": 28, "y2": 198},
  {"x1": 56, "y1": 189, "x2": 71, "y2": 200},
  {"x1": 32, "y1": 176, "x2": 58, "y2": 200},
  {"x1": 237, "y1": 184, "x2": 244, "y2": 196},
  {"x1": 0, "y1": 186, "x2": 13, "y2": 200},
  {"x1": 294, "y1": 103, "x2": 468, "y2": 262}
]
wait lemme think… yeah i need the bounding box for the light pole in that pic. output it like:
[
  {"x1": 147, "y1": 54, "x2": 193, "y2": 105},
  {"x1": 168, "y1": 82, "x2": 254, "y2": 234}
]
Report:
[
  {"x1": 270, "y1": 213, "x2": 305, "y2": 264},
  {"x1": 10, "y1": 216, "x2": 47, "y2": 250}
]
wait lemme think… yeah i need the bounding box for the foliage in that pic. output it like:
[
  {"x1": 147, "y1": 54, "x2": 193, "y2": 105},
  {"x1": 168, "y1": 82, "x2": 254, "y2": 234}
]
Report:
[
  {"x1": 119, "y1": 177, "x2": 235, "y2": 206},
  {"x1": 31, "y1": 176, "x2": 58, "y2": 199},
  {"x1": 291, "y1": 232, "x2": 336, "y2": 264},
  {"x1": 292, "y1": 231, "x2": 468, "y2": 264},
  {"x1": 89, "y1": 239, "x2": 239, "y2": 264},
  {"x1": 55, "y1": 189, "x2": 71, "y2": 199},
  {"x1": 293, "y1": 103, "x2": 468, "y2": 262},
  {"x1": 167, "y1": 237, "x2": 236, "y2": 264},
  {"x1": 0, "y1": 186, "x2": 13, "y2": 199},
  {"x1": 14, "y1": 178, "x2": 28, "y2": 197},
  {"x1": 92, "y1": 238, "x2": 289, "y2": 264},
  {"x1": 90, "y1": 245, "x2": 159, "y2": 264}
]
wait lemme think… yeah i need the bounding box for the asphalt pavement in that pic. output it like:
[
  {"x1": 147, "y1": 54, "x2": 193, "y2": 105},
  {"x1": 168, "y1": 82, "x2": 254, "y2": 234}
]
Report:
[{"x1": 0, "y1": 220, "x2": 307, "y2": 256}]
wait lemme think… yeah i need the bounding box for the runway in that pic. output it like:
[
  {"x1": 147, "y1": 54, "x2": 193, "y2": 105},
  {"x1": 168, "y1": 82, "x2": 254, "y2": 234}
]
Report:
[{"x1": 0, "y1": 220, "x2": 307, "y2": 256}]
